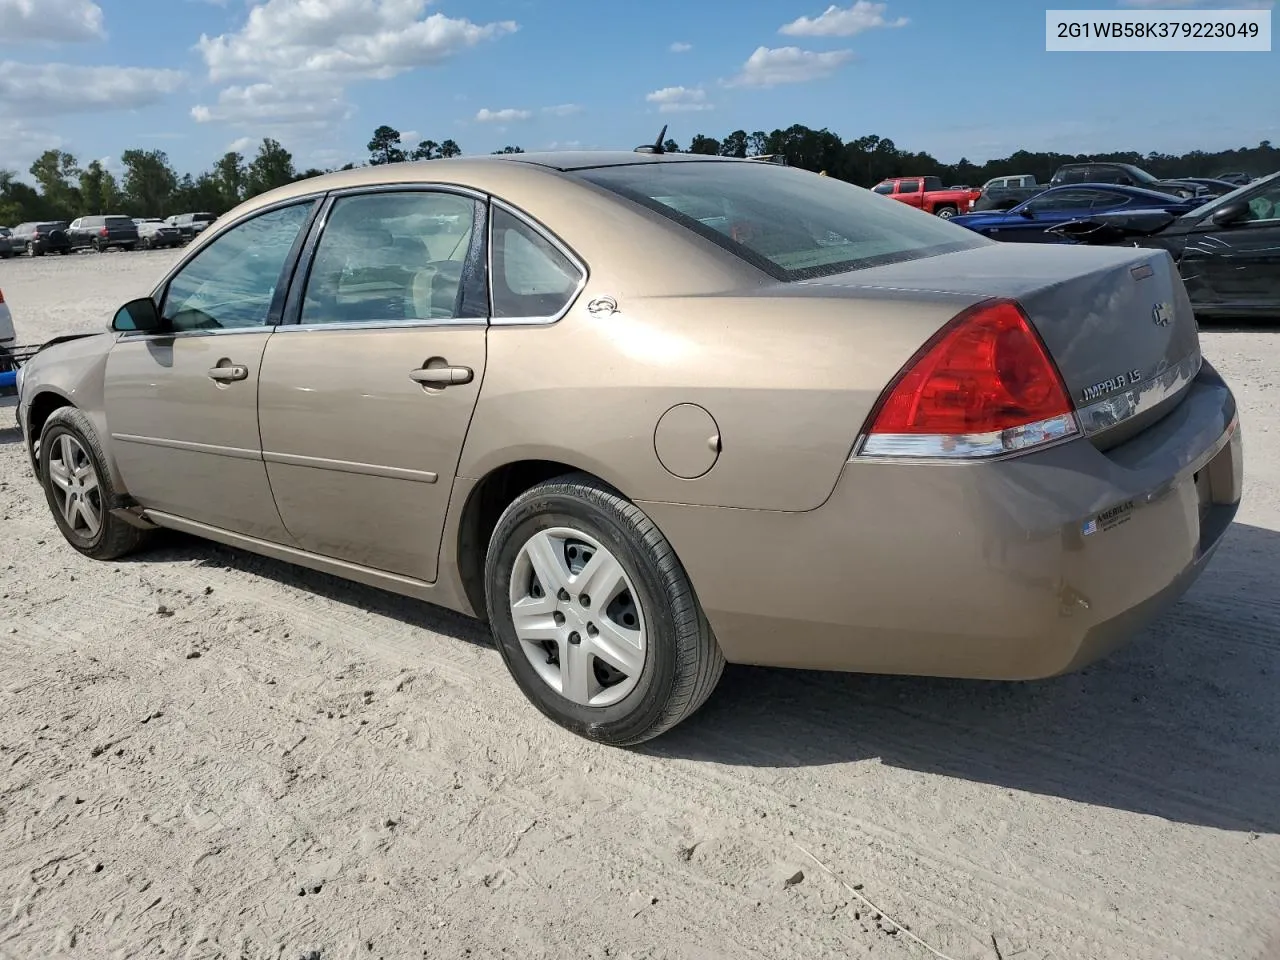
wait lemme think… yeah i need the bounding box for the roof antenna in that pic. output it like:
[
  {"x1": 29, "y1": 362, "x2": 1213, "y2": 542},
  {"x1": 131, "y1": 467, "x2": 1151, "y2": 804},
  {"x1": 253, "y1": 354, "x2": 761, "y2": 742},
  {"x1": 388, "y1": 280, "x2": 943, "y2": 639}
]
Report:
[{"x1": 634, "y1": 124, "x2": 668, "y2": 155}]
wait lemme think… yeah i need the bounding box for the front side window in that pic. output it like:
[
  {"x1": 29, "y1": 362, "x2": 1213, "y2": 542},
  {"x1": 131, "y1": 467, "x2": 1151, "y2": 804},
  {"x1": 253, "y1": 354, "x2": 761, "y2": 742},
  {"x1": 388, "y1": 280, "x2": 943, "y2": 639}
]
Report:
[
  {"x1": 575, "y1": 161, "x2": 989, "y2": 281},
  {"x1": 300, "y1": 191, "x2": 478, "y2": 325},
  {"x1": 490, "y1": 206, "x2": 583, "y2": 319},
  {"x1": 872, "y1": 183, "x2": 894, "y2": 195},
  {"x1": 161, "y1": 202, "x2": 312, "y2": 332},
  {"x1": 1025, "y1": 190, "x2": 1097, "y2": 213}
]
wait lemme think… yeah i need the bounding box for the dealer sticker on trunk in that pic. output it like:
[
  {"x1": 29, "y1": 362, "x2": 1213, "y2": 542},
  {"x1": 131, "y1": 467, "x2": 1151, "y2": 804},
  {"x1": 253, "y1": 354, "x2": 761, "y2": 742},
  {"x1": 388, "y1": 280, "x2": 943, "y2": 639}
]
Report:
[{"x1": 1082, "y1": 500, "x2": 1136, "y2": 536}]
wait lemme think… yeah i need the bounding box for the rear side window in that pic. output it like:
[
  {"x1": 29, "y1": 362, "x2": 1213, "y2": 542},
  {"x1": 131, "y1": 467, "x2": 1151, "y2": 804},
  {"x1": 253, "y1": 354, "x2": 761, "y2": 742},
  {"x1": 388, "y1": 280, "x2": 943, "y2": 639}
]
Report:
[
  {"x1": 922, "y1": 177, "x2": 944, "y2": 191},
  {"x1": 897, "y1": 179, "x2": 920, "y2": 193},
  {"x1": 575, "y1": 161, "x2": 988, "y2": 281},
  {"x1": 490, "y1": 207, "x2": 583, "y2": 320},
  {"x1": 104, "y1": 216, "x2": 133, "y2": 228}
]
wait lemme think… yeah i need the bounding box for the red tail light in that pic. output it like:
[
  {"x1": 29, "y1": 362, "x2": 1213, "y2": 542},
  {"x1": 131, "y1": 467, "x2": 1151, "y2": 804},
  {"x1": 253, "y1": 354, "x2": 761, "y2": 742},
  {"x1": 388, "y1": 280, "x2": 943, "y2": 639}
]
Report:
[
  {"x1": 99, "y1": 227, "x2": 110, "y2": 237},
  {"x1": 858, "y1": 299, "x2": 1078, "y2": 459},
  {"x1": 0, "y1": 288, "x2": 5, "y2": 304}
]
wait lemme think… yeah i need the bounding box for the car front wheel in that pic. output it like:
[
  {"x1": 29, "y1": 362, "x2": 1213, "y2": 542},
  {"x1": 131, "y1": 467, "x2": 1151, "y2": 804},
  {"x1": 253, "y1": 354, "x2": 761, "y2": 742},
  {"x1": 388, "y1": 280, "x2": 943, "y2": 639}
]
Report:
[
  {"x1": 485, "y1": 473, "x2": 724, "y2": 746},
  {"x1": 39, "y1": 407, "x2": 151, "y2": 561}
]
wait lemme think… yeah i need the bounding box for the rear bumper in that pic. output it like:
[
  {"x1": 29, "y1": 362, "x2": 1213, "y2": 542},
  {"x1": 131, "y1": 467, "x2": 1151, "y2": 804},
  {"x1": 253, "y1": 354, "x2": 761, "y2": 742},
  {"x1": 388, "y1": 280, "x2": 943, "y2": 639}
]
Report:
[{"x1": 641, "y1": 361, "x2": 1242, "y2": 679}]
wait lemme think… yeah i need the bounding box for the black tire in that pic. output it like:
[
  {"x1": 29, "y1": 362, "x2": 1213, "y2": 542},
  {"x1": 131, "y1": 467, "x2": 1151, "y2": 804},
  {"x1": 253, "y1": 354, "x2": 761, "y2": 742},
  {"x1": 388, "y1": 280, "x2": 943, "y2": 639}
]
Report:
[
  {"x1": 122, "y1": 244, "x2": 136, "y2": 253},
  {"x1": 935, "y1": 205, "x2": 958, "y2": 219},
  {"x1": 38, "y1": 407, "x2": 151, "y2": 561},
  {"x1": 484, "y1": 472, "x2": 724, "y2": 746}
]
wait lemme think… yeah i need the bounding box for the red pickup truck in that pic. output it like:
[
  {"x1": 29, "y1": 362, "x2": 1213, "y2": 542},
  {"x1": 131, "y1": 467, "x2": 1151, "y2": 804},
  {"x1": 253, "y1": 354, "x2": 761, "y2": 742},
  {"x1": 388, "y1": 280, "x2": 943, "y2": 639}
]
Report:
[{"x1": 871, "y1": 176, "x2": 973, "y2": 219}]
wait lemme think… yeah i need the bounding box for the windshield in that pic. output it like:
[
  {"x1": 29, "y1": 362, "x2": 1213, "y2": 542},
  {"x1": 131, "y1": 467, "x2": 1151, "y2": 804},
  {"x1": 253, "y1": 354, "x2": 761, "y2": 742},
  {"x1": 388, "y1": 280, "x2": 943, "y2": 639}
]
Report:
[
  {"x1": 1180, "y1": 172, "x2": 1279, "y2": 220},
  {"x1": 574, "y1": 161, "x2": 990, "y2": 281},
  {"x1": 1124, "y1": 165, "x2": 1160, "y2": 185}
]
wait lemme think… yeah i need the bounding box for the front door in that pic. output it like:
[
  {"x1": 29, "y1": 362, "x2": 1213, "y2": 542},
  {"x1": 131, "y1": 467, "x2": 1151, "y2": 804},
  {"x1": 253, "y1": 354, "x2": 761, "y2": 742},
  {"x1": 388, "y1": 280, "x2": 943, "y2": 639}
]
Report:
[
  {"x1": 1181, "y1": 179, "x2": 1280, "y2": 314},
  {"x1": 256, "y1": 188, "x2": 490, "y2": 582},
  {"x1": 103, "y1": 200, "x2": 317, "y2": 540}
]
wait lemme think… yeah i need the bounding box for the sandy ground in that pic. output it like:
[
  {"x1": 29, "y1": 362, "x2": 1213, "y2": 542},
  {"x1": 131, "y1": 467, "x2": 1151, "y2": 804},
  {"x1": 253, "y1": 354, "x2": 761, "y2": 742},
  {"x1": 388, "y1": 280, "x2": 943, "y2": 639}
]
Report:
[{"x1": 1, "y1": 250, "x2": 1278, "y2": 960}]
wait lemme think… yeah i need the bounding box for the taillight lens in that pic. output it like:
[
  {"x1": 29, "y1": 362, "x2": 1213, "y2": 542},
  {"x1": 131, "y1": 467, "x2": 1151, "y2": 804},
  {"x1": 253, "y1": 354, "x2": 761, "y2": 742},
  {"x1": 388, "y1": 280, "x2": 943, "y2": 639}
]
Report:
[
  {"x1": 99, "y1": 227, "x2": 110, "y2": 237},
  {"x1": 857, "y1": 299, "x2": 1078, "y2": 459},
  {"x1": 0, "y1": 288, "x2": 5, "y2": 304}
]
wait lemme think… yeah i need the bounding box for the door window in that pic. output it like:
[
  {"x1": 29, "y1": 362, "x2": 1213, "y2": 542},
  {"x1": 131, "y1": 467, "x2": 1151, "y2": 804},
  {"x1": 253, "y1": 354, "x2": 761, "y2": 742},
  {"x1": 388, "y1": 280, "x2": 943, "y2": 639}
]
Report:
[
  {"x1": 490, "y1": 206, "x2": 584, "y2": 320},
  {"x1": 1024, "y1": 190, "x2": 1096, "y2": 213},
  {"x1": 1242, "y1": 183, "x2": 1280, "y2": 222},
  {"x1": 300, "y1": 191, "x2": 478, "y2": 325},
  {"x1": 897, "y1": 180, "x2": 921, "y2": 193},
  {"x1": 161, "y1": 202, "x2": 313, "y2": 332},
  {"x1": 872, "y1": 183, "x2": 893, "y2": 195}
]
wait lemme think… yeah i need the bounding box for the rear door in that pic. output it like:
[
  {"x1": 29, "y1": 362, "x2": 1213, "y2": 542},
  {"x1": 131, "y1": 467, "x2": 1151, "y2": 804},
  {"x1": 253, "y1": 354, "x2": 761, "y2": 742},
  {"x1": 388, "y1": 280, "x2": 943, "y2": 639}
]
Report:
[
  {"x1": 895, "y1": 179, "x2": 923, "y2": 209},
  {"x1": 255, "y1": 187, "x2": 492, "y2": 582}
]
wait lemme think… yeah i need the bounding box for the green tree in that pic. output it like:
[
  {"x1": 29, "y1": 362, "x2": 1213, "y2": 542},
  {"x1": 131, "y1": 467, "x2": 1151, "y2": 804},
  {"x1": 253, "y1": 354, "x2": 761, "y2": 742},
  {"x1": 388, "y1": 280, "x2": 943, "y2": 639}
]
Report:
[
  {"x1": 688, "y1": 134, "x2": 721, "y2": 155},
  {"x1": 410, "y1": 139, "x2": 440, "y2": 161},
  {"x1": 120, "y1": 149, "x2": 179, "y2": 218},
  {"x1": 211, "y1": 151, "x2": 247, "y2": 210},
  {"x1": 78, "y1": 160, "x2": 121, "y2": 215},
  {"x1": 719, "y1": 130, "x2": 749, "y2": 159},
  {"x1": 245, "y1": 138, "x2": 296, "y2": 197},
  {"x1": 439, "y1": 139, "x2": 462, "y2": 158},
  {"x1": 367, "y1": 125, "x2": 407, "y2": 165},
  {"x1": 29, "y1": 149, "x2": 82, "y2": 217},
  {"x1": 491, "y1": 145, "x2": 525, "y2": 154},
  {"x1": 662, "y1": 138, "x2": 680, "y2": 154}
]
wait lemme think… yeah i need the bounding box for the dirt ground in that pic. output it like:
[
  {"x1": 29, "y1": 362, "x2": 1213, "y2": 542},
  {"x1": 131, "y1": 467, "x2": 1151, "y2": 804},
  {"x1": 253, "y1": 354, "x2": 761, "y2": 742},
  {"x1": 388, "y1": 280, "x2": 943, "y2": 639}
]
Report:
[{"x1": 1, "y1": 250, "x2": 1278, "y2": 960}]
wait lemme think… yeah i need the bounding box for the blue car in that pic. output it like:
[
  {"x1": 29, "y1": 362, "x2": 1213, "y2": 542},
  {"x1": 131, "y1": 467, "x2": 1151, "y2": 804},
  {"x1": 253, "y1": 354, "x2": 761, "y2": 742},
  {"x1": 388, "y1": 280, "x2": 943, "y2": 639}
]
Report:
[{"x1": 949, "y1": 183, "x2": 1202, "y2": 243}]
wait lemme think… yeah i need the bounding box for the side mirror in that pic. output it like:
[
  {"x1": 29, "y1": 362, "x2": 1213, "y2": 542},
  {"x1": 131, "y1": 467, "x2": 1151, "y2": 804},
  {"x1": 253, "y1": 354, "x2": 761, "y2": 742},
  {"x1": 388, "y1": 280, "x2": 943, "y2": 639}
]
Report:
[
  {"x1": 1018, "y1": 207, "x2": 1035, "y2": 219},
  {"x1": 1210, "y1": 200, "x2": 1250, "y2": 227},
  {"x1": 112, "y1": 297, "x2": 163, "y2": 333}
]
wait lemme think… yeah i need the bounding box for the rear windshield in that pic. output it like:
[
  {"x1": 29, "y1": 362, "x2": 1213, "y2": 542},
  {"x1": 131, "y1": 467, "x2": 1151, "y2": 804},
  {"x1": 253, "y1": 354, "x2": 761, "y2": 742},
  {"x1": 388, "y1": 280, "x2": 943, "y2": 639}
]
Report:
[
  {"x1": 105, "y1": 216, "x2": 134, "y2": 228},
  {"x1": 574, "y1": 161, "x2": 988, "y2": 281}
]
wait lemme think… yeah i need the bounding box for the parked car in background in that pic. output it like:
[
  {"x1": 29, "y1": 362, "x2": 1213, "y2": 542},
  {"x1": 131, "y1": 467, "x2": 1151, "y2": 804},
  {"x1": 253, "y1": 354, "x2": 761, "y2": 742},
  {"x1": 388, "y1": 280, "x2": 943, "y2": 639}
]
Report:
[
  {"x1": 13, "y1": 151, "x2": 1242, "y2": 745},
  {"x1": 1179, "y1": 177, "x2": 1242, "y2": 197},
  {"x1": 983, "y1": 174, "x2": 1039, "y2": 190},
  {"x1": 1049, "y1": 162, "x2": 1202, "y2": 199},
  {"x1": 0, "y1": 284, "x2": 12, "y2": 348},
  {"x1": 950, "y1": 183, "x2": 1201, "y2": 242},
  {"x1": 0, "y1": 284, "x2": 15, "y2": 409},
  {"x1": 871, "y1": 176, "x2": 973, "y2": 218},
  {"x1": 8, "y1": 222, "x2": 71, "y2": 256},
  {"x1": 166, "y1": 212, "x2": 217, "y2": 241},
  {"x1": 1216, "y1": 172, "x2": 1253, "y2": 186},
  {"x1": 0, "y1": 227, "x2": 15, "y2": 258},
  {"x1": 136, "y1": 219, "x2": 184, "y2": 250},
  {"x1": 1048, "y1": 171, "x2": 1280, "y2": 320},
  {"x1": 68, "y1": 215, "x2": 140, "y2": 253}
]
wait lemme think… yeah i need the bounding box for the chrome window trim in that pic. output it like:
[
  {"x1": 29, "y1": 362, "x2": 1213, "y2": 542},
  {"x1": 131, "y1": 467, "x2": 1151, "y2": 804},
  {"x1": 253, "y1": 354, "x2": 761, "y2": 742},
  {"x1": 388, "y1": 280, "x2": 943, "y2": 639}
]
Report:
[
  {"x1": 115, "y1": 327, "x2": 275, "y2": 342},
  {"x1": 487, "y1": 197, "x2": 589, "y2": 327},
  {"x1": 277, "y1": 318, "x2": 489, "y2": 334},
  {"x1": 1076, "y1": 349, "x2": 1202, "y2": 437}
]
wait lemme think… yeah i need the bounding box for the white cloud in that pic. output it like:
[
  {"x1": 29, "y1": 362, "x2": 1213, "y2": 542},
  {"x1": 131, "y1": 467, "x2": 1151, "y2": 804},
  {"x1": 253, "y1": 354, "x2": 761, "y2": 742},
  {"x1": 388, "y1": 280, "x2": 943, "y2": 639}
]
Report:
[
  {"x1": 669, "y1": 41, "x2": 692, "y2": 52},
  {"x1": 0, "y1": 123, "x2": 66, "y2": 173},
  {"x1": 475, "y1": 107, "x2": 532, "y2": 122},
  {"x1": 0, "y1": 0, "x2": 104, "y2": 43},
  {"x1": 542, "y1": 103, "x2": 583, "y2": 116},
  {"x1": 227, "y1": 136, "x2": 255, "y2": 153},
  {"x1": 0, "y1": 62, "x2": 185, "y2": 116},
  {"x1": 645, "y1": 85, "x2": 713, "y2": 113},
  {"x1": 192, "y1": 0, "x2": 518, "y2": 126},
  {"x1": 779, "y1": 1, "x2": 907, "y2": 37},
  {"x1": 726, "y1": 46, "x2": 853, "y2": 87}
]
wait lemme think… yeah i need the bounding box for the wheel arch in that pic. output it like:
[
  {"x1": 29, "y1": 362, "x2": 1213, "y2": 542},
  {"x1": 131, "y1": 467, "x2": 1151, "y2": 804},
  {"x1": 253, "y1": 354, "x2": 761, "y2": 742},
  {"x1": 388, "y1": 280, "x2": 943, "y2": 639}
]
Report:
[
  {"x1": 454, "y1": 458, "x2": 638, "y2": 622},
  {"x1": 23, "y1": 388, "x2": 76, "y2": 474}
]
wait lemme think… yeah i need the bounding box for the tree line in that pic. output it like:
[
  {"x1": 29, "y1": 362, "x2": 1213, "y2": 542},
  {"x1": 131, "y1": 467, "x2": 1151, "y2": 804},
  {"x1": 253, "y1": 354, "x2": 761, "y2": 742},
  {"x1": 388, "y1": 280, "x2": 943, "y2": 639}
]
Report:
[{"x1": 3, "y1": 122, "x2": 1275, "y2": 226}]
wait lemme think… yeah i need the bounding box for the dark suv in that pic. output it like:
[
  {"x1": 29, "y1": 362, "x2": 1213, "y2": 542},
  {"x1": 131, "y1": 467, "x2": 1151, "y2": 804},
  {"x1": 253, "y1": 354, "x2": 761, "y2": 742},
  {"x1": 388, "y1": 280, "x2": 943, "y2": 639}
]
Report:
[
  {"x1": 8, "y1": 222, "x2": 72, "y2": 256},
  {"x1": 68, "y1": 215, "x2": 140, "y2": 253},
  {"x1": 165, "y1": 212, "x2": 217, "y2": 241}
]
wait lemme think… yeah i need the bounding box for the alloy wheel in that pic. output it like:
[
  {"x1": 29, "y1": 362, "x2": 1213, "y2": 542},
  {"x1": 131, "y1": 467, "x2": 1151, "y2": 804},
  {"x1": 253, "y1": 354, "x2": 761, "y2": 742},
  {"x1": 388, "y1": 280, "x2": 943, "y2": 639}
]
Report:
[
  {"x1": 508, "y1": 527, "x2": 646, "y2": 708},
  {"x1": 47, "y1": 434, "x2": 103, "y2": 539}
]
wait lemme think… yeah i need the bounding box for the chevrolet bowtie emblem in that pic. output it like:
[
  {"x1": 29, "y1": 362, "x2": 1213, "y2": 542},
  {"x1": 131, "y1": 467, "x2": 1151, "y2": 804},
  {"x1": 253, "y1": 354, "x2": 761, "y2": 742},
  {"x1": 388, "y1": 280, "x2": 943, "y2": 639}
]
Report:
[{"x1": 1152, "y1": 302, "x2": 1173, "y2": 327}]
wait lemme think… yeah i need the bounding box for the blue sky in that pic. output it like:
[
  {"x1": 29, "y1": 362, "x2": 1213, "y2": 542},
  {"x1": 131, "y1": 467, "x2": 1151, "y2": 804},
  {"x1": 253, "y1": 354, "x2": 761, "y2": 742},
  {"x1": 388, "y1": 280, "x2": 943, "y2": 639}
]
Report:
[{"x1": 0, "y1": 0, "x2": 1275, "y2": 179}]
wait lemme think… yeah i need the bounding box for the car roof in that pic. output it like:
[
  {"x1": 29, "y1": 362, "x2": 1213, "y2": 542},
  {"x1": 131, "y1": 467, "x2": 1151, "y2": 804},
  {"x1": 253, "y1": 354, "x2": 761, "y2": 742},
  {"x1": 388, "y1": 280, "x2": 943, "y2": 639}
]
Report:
[{"x1": 224, "y1": 151, "x2": 752, "y2": 221}]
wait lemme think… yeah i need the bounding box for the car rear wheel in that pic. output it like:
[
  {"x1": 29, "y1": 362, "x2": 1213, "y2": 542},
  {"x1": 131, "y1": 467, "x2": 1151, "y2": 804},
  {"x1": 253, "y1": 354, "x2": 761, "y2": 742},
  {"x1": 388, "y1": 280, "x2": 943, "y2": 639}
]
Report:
[
  {"x1": 484, "y1": 473, "x2": 724, "y2": 746},
  {"x1": 936, "y1": 205, "x2": 958, "y2": 219},
  {"x1": 39, "y1": 408, "x2": 151, "y2": 561}
]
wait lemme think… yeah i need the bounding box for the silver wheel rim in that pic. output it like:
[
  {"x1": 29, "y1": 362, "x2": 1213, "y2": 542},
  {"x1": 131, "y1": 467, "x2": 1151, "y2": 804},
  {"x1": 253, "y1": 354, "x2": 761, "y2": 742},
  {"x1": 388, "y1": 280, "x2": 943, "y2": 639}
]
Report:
[
  {"x1": 48, "y1": 434, "x2": 102, "y2": 539},
  {"x1": 509, "y1": 527, "x2": 646, "y2": 708},
  {"x1": 938, "y1": 208, "x2": 955, "y2": 218}
]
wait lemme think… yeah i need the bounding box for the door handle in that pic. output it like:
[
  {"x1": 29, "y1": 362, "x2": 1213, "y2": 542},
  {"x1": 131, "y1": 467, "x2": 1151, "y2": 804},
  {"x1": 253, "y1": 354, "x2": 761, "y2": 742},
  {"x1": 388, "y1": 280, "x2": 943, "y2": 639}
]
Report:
[
  {"x1": 208, "y1": 364, "x2": 249, "y2": 382},
  {"x1": 410, "y1": 364, "x2": 473, "y2": 386}
]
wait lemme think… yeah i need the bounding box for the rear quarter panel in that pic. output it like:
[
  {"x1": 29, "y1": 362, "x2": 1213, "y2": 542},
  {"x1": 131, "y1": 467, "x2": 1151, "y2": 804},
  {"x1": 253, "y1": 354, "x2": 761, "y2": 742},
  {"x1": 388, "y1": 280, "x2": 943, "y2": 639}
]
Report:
[{"x1": 459, "y1": 284, "x2": 971, "y2": 512}]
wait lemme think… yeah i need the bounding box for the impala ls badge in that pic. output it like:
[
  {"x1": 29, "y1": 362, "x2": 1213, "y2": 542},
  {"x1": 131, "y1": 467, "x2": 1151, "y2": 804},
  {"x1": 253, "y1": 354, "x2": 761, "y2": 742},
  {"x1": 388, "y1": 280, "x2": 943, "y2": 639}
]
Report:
[
  {"x1": 1081, "y1": 369, "x2": 1143, "y2": 403},
  {"x1": 1152, "y1": 301, "x2": 1173, "y2": 327}
]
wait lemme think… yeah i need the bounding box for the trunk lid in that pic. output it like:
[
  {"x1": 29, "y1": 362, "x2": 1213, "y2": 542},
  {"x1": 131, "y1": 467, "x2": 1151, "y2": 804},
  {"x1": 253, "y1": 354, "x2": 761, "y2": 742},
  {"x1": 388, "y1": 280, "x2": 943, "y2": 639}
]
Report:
[{"x1": 803, "y1": 242, "x2": 1201, "y2": 447}]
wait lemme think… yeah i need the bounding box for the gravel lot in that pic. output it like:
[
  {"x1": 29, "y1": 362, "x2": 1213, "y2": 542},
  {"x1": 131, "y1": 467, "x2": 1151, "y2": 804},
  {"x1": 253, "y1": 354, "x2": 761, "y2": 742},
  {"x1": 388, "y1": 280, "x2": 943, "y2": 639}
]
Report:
[{"x1": 1, "y1": 250, "x2": 1278, "y2": 960}]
